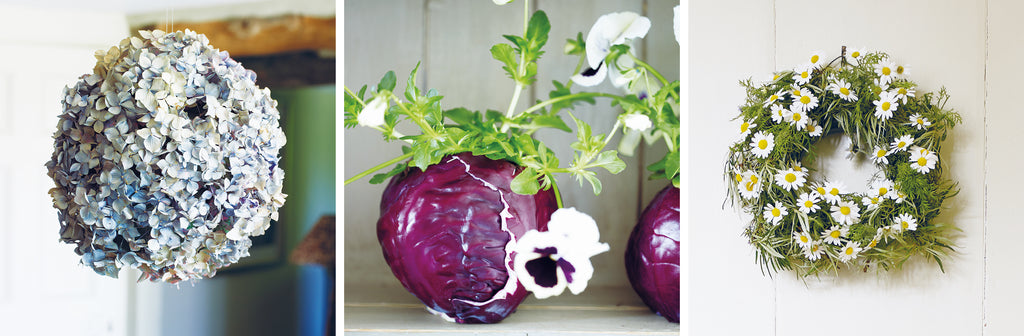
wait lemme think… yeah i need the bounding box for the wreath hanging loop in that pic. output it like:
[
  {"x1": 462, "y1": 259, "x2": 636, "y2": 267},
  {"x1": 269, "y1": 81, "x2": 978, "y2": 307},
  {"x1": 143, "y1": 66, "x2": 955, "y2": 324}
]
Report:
[{"x1": 724, "y1": 47, "x2": 962, "y2": 277}]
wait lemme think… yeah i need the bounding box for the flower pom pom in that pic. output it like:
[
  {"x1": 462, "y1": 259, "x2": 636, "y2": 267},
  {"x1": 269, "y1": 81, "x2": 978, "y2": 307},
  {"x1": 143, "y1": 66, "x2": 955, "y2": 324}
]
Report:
[{"x1": 46, "y1": 30, "x2": 287, "y2": 283}]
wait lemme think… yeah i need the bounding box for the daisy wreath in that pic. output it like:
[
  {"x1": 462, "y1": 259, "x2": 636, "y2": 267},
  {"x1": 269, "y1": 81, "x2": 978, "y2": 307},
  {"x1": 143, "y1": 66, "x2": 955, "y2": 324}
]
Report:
[{"x1": 724, "y1": 47, "x2": 961, "y2": 276}]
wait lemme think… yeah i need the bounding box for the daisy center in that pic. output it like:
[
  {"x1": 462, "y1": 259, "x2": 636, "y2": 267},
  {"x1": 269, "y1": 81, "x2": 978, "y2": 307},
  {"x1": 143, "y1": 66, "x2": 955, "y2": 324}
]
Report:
[
  {"x1": 844, "y1": 247, "x2": 854, "y2": 255},
  {"x1": 851, "y1": 51, "x2": 861, "y2": 58},
  {"x1": 811, "y1": 55, "x2": 820, "y2": 63},
  {"x1": 896, "y1": 66, "x2": 905, "y2": 74},
  {"x1": 758, "y1": 139, "x2": 768, "y2": 149},
  {"x1": 769, "y1": 94, "x2": 778, "y2": 101},
  {"x1": 741, "y1": 123, "x2": 750, "y2": 132},
  {"x1": 917, "y1": 157, "x2": 928, "y2": 166},
  {"x1": 785, "y1": 173, "x2": 796, "y2": 183},
  {"x1": 883, "y1": 67, "x2": 892, "y2": 76},
  {"x1": 899, "y1": 88, "x2": 908, "y2": 95},
  {"x1": 800, "y1": 96, "x2": 811, "y2": 104},
  {"x1": 801, "y1": 71, "x2": 809, "y2": 79},
  {"x1": 750, "y1": 176, "x2": 759, "y2": 184},
  {"x1": 879, "y1": 187, "x2": 888, "y2": 195},
  {"x1": 800, "y1": 236, "x2": 809, "y2": 243},
  {"x1": 807, "y1": 124, "x2": 816, "y2": 132},
  {"x1": 771, "y1": 208, "x2": 781, "y2": 217},
  {"x1": 735, "y1": 174, "x2": 743, "y2": 182},
  {"x1": 817, "y1": 187, "x2": 826, "y2": 195},
  {"x1": 902, "y1": 221, "x2": 910, "y2": 229},
  {"x1": 882, "y1": 102, "x2": 891, "y2": 111},
  {"x1": 840, "y1": 87, "x2": 850, "y2": 95},
  {"x1": 804, "y1": 200, "x2": 814, "y2": 208},
  {"x1": 745, "y1": 183, "x2": 755, "y2": 192},
  {"x1": 917, "y1": 119, "x2": 925, "y2": 125},
  {"x1": 898, "y1": 141, "x2": 906, "y2": 148},
  {"x1": 793, "y1": 113, "x2": 802, "y2": 121},
  {"x1": 840, "y1": 206, "x2": 851, "y2": 215},
  {"x1": 876, "y1": 149, "x2": 886, "y2": 157},
  {"x1": 830, "y1": 188, "x2": 839, "y2": 196},
  {"x1": 830, "y1": 231, "x2": 841, "y2": 239},
  {"x1": 869, "y1": 240, "x2": 878, "y2": 248}
]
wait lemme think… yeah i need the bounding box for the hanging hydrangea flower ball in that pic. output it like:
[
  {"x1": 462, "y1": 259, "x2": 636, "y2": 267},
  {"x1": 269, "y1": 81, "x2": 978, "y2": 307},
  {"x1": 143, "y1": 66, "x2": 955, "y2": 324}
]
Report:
[{"x1": 46, "y1": 30, "x2": 287, "y2": 283}]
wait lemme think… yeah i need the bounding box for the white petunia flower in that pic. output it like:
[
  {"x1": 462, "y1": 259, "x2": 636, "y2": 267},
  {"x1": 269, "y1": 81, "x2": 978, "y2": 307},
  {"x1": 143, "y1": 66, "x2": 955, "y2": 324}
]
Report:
[
  {"x1": 828, "y1": 79, "x2": 858, "y2": 102},
  {"x1": 875, "y1": 60, "x2": 897, "y2": 85},
  {"x1": 873, "y1": 91, "x2": 899, "y2": 121},
  {"x1": 871, "y1": 146, "x2": 889, "y2": 164},
  {"x1": 891, "y1": 135, "x2": 915, "y2": 153},
  {"x1": 830, "y1": 200, "x2": 861, "y2": 225},
  {"x1": 673, "y1": 5, "x2": 681, "y2": 44},
  {"x1": 792, "y1": 64, "x2": 813, "y2": 85},
  {"x1": 808, "y1": 50, "x2": 827, "y2": 69},
  {"x1": 821, "y1": 180, "x2": 847, "y2": 204},
  {"x1": 806, "y1": 120, "x2": 823, "y2": 137},
  {"x1": 796, "y1": 192, "x2": 821, "y2": 214},
  {"x1": 908, "y1": 113, "x2": 931, "y2": 130},
  {"x1": 837, "y1": 241, "x2": 863, "y2": 263},
  {"x1": 764, "y1": 90, "x2": 785, "y2": 107},
  {"x1": 893, "y1": 213, "x2": 918, "y2": 232},
  {"x1": 770, "y1": 104, "x2": 787, "y2": 124},
  {"x1": 750, "y1": 131, "x2": 775, "y2": 158},
  {"x1": 572, "y1": 12, "x2": 651, "y2": 87},
  {"x1": 763, "y1": 202, "x2": 788, "y2": 225},
  {"x1": 790, "y1": 88, "x2": 819, "y2": 113},
  {"x1": 358, "y1": 96, "x2": 388, "y2": 127},
  {"x1": 775, "y1": 168, "x2": 806, "y2": 191},
  {"x1": 786, "y1": 108, "x2": 809, "y2": 129},
  {"x1": 740, "y1": 119, "x2": 757, "y2": 136},
  {"x1": 621, "y1": 113, "x2": 652, "y2": 131},
  {"x1": 794, "y1": 230, "x2": 814, "y2": 248},
  {"x1": 514, "y1": 208, "x2": 610, "y2": 299},
  {"x1": 821, "y1": 225, "x2": 848, "y2": 246},
  {"x1": 737, "y1": 170, "x2": 762, "y2": 199},
  {"x1": 893, "y1": 86, "x2": 916, "y2": 104}
]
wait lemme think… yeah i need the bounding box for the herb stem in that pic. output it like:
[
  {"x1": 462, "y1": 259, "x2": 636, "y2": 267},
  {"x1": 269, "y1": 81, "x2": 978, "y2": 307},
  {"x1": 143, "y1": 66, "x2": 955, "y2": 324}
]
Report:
[
  {"x1": 551, "y1": 178, "x2": 563, "y2": 208},
  {"x1": 515, "y1": 92, "x2": 624, "y2": 118},
  {"x1": 344, "y1": 151, "x2": 414, "y2": 185},
  {"x1": 630, "y1": 55, "x2": 679, "y2": 101},
  {"x1": 602, "y1": 120, "x2": 622, "y2": 148},
  {"x1": 344, "y1": 86, "x2": 366, "y2": 108},
  {"x1": 501, "y1": 0, "x2": 532, "y2": 133}
]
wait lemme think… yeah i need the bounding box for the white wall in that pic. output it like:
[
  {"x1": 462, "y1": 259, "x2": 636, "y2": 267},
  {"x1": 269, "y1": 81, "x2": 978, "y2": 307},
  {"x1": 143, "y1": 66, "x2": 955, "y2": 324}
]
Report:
[{"x1": 690, "y1": 1, "x2": 1011, "y2": 335}]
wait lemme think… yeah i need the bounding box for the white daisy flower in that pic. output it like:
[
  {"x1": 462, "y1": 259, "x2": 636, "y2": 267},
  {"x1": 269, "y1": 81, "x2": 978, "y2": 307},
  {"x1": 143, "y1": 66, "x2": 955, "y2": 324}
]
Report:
[
  {"x1": 893, "y1": 86, "x2": 916, "y2": 104},
  {"x1": 763, "y1": 90, "x2": 785, "y2": 107},
  {"x1": 737, "y1": 171, "x2": 762, "y2": 199},
  {"x1": 909, "y1": 148, "x2": 938, "y2": 174},
  {"x1": 793, "y1": 230, "x2": 814, "y2": 248},
  {"x1": 796, "y1": 192, "x2": 821, "y2": 214},
  {"x1": 893, "y1": 213, "x2": 919, "y2": 233},
  {"x1": 830, "y1": 200, "x2": 861, "y2": 225},
  {"x1": 871, "y1": 146, "x2": 889, "y2": 164},
  {"x1": 740, "y1": 119, "x2": 757, "y2": 136},
  {"x1": 837, "y1": 241, "x2": 863, "y2": 263},
  {"x1": 763, "y1": 202, "x2": 788, "y2": 225},
  {"x1": 788, "y1": 85, "x2": 804, "y2": 98},
  {"x1": 802, "y1": 240, "x2": 825, "y2": 260},
  {"x1": 770, "y1": 104, "x2": 787, "y2": 124},
  {"x1": 808, "y1": 50, "x2": 827, "y2": 69},
  {"x1": 786, "y1": 108, "x2": 809, "y2": 129},
  {"x1": 791, "y1": 162, "x2": 806, "y2": 173},
  {"x1": 774, "y1": 168, "x2": 806, "y2": 191},
  {"x1": 866, "y1": 236, "x2": 880, "y2": 250},
  {"x1": 894, "y1": 191, "x2": 908, "y2": 204},
  {"x1": 821, "y1": 225, "x2": 848, "y2": 246},
  {"x1": 750, "y1": 131, "x2": 775, "y2": 158},
  {"x1": 792, "y1": 64, "x2": 813, "y2": 85},
  {"x1": 873, "y1": 91, "x2": 899, "y2": 121},
  {"x1": 907, "y1": 113, "x2": 931, "y2": 130},
  {"x1": 847, "y1": 47, "x2": 867, "y2": 65},
  {"x1": 806, "y1": 120, "x2": 823, "y2": 137},
  {"x1": 875, "y1": 60, "x2": 897, "y2": 85},
  {"x1": 828, "y1": 79, "x2": 858, "y2": 102},
  {"x1": 870, "y1": 180, "x2": 896, "y2": 200},
  {"x1": 514, "y1": 208, "x2": 610, "y2": 299},
  {"x1": 894, "y1": 63, "x2": 911, "y2": 79},
  {"x1": 821, "y1": 180, "x2": 847, "y2": 204},
  {"x1": 862, "y1": 195, "x2": 882, "y2": 211},
  {"x1": 890, "y1": 134, "x2": 915, "y2": 153},
  {"x1": 790, "y1": 88, "x2": 819, "y2": 113}
]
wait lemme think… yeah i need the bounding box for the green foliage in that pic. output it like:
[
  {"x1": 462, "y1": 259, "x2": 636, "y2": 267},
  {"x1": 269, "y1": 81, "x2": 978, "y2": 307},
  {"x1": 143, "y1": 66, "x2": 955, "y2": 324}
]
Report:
[{"x1": 725, "y1": 49, "x2": 962, "y2": 277}]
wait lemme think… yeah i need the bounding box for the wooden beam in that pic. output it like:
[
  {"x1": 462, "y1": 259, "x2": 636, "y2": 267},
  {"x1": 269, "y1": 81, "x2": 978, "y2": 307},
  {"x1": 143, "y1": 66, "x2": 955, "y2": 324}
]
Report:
[{"x1": 139, "y1": 15, "x2": 335, "y2": 57}]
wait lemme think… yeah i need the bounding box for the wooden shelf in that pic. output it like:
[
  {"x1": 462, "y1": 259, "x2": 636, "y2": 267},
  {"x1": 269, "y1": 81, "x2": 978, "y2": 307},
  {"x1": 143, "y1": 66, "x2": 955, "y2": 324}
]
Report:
[{"x1": 343, "y1": 285, "x2": 679, "y2": 335}]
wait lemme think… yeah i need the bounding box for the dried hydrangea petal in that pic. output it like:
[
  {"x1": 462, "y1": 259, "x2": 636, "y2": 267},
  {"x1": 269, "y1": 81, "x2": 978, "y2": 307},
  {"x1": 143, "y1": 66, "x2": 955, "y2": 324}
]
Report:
[{"x1": 45, "y1": 29, "x2": 287, "y2": 283}]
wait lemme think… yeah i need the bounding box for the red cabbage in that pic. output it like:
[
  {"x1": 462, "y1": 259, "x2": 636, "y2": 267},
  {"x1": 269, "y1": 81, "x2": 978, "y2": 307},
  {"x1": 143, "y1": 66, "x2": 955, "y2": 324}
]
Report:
[
  {"x1": 625, "y1": 184, "x2": 680, "y2": 323},
  {"x1": 377, "y1": 153, "x2": 558, "y2": 323}
]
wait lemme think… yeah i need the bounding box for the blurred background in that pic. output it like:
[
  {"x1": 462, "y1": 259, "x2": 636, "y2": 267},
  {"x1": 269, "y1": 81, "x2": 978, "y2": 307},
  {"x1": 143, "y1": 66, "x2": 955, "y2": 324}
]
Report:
[{"x1": 0, "y1": 0, "x2": 335, "y2": 335}]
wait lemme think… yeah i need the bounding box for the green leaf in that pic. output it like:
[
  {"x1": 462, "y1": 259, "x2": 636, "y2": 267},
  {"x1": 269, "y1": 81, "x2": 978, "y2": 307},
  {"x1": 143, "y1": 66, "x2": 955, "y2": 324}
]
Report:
[
  {"x1": 579, "y1": 170, "x2": 602, "y2": 195},
  {"x1": 511, "y1": 167, "x2": 541, "y2": 195},
  {"x1": 527, "y1": 114, "x2": 571, "y2": 132},
  {"x1": 369, "y1": 162, "x2": 408, "y2": 184},
  {"x1": 591, "y1": 150, "x2": 626, "y2": 174},
  {"x1": 525, "y1": 11, "x2": 550, "y2": 56},
  {"x1": 564, "y1": 32, "x2": 585, "y2": 55},
  {"x1": 379, "y1": 71, "x2": 397, "y2": 91},
  {"x1": 405, "y1": 62, "x2": 421, "y2": 101},
  {"x1": 445, "y1": 107, "x2": 476, "y2": 126},
  {"x1": 491, "y1": 43, "x2": 520, "y2": 81},
  {"x1": 664, "y1": 149, "x2": 680, "y2": 182}
]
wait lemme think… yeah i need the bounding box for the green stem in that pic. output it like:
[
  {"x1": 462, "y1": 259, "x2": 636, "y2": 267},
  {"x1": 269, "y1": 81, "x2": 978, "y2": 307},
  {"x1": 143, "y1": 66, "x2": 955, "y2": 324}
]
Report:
[
  {"x1": 601, "y1": 120, "x2": 622, "y2": 149},
  {"x1": 344, "y1": 86, "x2": 366, "y2": 107},
  {"x1": 500, "y1": 0, "x2": 531, "y2": 133},
  {"x1": 630, "y1": 55, "x2": 679, "y2": 101},
  {"x1": 344, "y1": 152, "x2": 414, "y2": 185},
  {"x1": 515, "y1": 92, "x2": 624, "y2": 118},
  {"x1": 551, "y1": 178, "x2": 563, "y2": 208}
]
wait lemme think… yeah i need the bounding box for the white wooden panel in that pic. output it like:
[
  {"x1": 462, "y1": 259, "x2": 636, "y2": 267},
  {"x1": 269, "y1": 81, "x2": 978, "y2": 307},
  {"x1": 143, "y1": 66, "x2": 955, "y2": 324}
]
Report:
[
  {"x1": 342, "y1": 0, "x2": 424, "y2": 292},
  {"x1": 769, "y1": 1, "x2": 986, "y2": 335},
  {"x1": 639, "y1": 0, "x2": 680, "y2": 208},
  {"x1": 688, "y1": 0, "x2": 777, "y2": 335},
  {"x1": 985, "y1": 0, "x2": 1024, "y2": 334},
  {"x1": 0, "y1": 167, "x2": 7, "y2": 302},
  {"x1": 0, "y1": 75, "x2": 9, "y2": 134}
]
